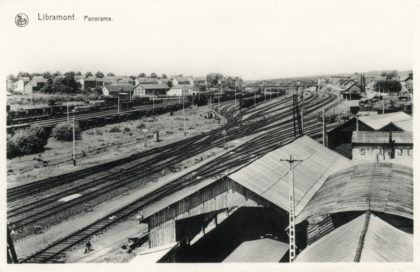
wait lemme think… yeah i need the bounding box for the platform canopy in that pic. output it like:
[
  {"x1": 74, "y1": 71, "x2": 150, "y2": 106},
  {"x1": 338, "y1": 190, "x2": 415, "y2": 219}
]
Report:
[
  {"x1": 296, "y1": 162, "x2": 413, "y2": 224},
  {"x1": 295, "y1": 212, "x2": 413, "y2": 262},
  {"x1": 229, "y1": 135, "x2": 354, "y2": 215}
]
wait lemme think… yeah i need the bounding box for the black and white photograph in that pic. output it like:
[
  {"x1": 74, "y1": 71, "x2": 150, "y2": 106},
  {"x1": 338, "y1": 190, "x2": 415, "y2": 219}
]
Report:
[{"x1": 0, "y1": 0, "x2": 418, "y2": 269}]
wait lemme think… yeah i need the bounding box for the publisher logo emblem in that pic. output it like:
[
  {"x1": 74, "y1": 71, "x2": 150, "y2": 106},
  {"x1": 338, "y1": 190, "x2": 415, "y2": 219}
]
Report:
[{"x1": 15, "y1": 13, "x2": 29, "y2": 27}]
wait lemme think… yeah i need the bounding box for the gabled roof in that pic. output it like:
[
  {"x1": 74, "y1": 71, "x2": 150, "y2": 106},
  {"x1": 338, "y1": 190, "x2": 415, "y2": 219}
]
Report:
[
  {"x1": 296, "y1": 162, "x2": 413, "y2": 223},
  {"x1": 103, "y1": 84, "x2": 134, "y2": 93},
  {"x1": 295, "y1": 212, "x2": 412, "y2": 262},
  {"x1": 173, "y1": 76, "x2": 193, "y2": 84},
  {"x1": 30, "y1": 76, "x2": 48, "y2": 83},
  {"x1": 228, "y1": 136, "x2": 353, "y2": 214},
  {"x1": 352, "y1": 131, "x2": 413, "y2": 144},
  {"x1": 117, "y1": 78, "x2": 133, "y2": 83},
  {"x1": 359, "y1": 112, "x2": 412, "y2": 131},
  {"x1": 137, "y1": 84, "x2": 169, "y2": 90},
  {"x1": 136, "y1": 77, "x2": 160, "y2": 84}
]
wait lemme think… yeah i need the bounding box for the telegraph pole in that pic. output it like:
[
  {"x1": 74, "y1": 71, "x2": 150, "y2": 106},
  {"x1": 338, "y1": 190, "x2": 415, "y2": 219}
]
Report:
[
  {"x1": 322, "y1": 109, "x2": 326, "y2": 146},
  {"x1": 183, "y1": 98, "x2": 186, "y2": 136},
  {"x1": 280, "y1": 155, "x2": 302, "y2": 262},
  {"x1": 72, "y1": 108, "x2": 76, "y2": 166},
  {"x1": 66, "y1": 100, "x2": 69, "y2": 123}
]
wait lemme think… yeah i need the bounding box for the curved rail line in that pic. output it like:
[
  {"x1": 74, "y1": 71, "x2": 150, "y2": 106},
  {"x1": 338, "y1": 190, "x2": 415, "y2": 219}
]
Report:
[{"x1": 19, "y1": 91, "x2": 339, "y2": 263}]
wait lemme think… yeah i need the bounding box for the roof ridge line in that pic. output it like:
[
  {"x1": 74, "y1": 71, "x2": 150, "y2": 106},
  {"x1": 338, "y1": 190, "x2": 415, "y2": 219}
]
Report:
[{"x1": 354, "y1": 211, "x2": 371, "y2": 262}]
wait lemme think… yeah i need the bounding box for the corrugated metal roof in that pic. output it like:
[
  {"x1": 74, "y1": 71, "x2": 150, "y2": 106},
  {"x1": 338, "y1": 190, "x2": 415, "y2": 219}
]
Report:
[
  {"x1": 295, "y1": 212, "x2": 366, "y2": 262},
  {"x1": 228, "y1": 136, "x2": 354, "y2": 215},
  {"x1": 296, "y1": 163, "x2": 413, "y2": 223},
  {"x1": 295, "y1": 213, "x2": 412, "y2": 262},
  {"x1": 359, "y1": 112, "x2": 412, "y2": 131},
  {"x1": 360, "y1": 214, "x2": 412, "y2": 262},
  {"x1": 352, "y1": 131, "x2": 413, "y2": 144},
  {"x1": 223, "y1": 238, "x2": 288, "y2": 262}
]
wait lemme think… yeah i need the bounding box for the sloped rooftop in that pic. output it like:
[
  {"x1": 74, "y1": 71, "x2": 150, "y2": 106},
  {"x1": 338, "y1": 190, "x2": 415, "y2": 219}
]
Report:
[
  {"x1": 228, "y1": 136, "x2": 354, "y2": 214},
  {"x1": 359, "y1": 111, "x2": 412, "y2": 131},
  {"x1": 296, "y1": 162, "x2": 413, "y2": 223},
  {"x1": 295, "y1": 212, "x2": 412, "y2": 262}
]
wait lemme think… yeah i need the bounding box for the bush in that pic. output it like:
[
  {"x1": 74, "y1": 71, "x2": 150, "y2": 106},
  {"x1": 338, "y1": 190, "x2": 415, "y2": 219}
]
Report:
[
  {"x1": 109, "y1": 126, "x2": 121, "y2": 133},
  {"x1": 7, "y1": 128, "x2": 48, "y2": 159},
  {"x1": 52, "y1": 122, "x2": 81, "y2": 141},
  {"x1": 136, "y1": 123, "x2": 146, "y2": 129},
  {"x1": 123, "y1": 127, "x2": 131, "y2": 133}
]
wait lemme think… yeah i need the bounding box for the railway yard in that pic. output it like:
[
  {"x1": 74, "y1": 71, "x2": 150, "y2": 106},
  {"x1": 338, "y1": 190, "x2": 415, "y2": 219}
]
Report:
[
  {"x1": 6, "y1": 86, "x2": 414, "y2": 264},
  {"x1": 3, "y1": 0, "x2": 415, "y2": 266}
]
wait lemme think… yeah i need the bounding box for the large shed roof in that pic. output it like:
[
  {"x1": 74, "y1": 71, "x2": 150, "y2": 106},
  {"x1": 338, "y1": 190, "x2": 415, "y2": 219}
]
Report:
[
  {"x1": 296, "y1": 162, "x2": 413, "y2": 223},
  {"x1": 295, "y1": 213, "x2": 412, "y2": 262},
  {"x1": 228, "y1": 136, "x2": 353, "y2": 214},
  {"x1": 359, "y1": 112, "x2": 412, "y2": 131}
]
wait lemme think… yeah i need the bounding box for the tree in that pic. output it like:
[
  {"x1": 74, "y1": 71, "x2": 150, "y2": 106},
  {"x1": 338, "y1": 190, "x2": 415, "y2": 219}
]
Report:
[
  {"x1": 374, "y1": 80, "x2": 402, "y2": 93},
  {"x1": 17, "y1": 72, "x2": 31, "y2": 78},
  {"x1": 7, "y1": 74, "x2": 16, "y2": 82},
  {"x1": 138, "y1": 73, "x2": 146, "y2": 77},
  {"x1": 61, "y1": 72, "x2": 80, "y2": 93},
  {"x1": 75, "y1": 71, "x2": 82, "y2": 76},
  {"x1": 161, "y1": 74, "x2": 167, "y2": 78},
  {"x1": 95, "y1": 71, "x2": 104, "y2": 78},
  {"x1": 85, "y1": 71, "x2": 93, "y2": 78},
  {"x1": 52, "y1": 71, "x2": 62, "y2": 77},
  {"x1": 107, "y1": 72, "x2": 115, "y2": 77},
  {"x1": 150, "y1": 73, "x2": 157, "y2": 78},
  {"x1": 52, "y1": 122, "x2": 81, "y2": 141},
  {"x1": 380, "y1": 70, "x2": 398, "y2": 80},
  {"x1": 206, "y1": 73, "x2": 223, "y2": 87},
  {"x1": 43, "y1": 71, "x2": 52, "y2": 79},
  {"x1": 7, "y1": 127, "x2": 49, "y2": 159}
]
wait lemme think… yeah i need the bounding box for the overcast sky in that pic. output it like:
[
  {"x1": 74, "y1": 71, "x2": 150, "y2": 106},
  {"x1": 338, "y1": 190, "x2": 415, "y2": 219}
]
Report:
[{"x1": 0, "y1": 0, "x2": 415, "y2": 80}]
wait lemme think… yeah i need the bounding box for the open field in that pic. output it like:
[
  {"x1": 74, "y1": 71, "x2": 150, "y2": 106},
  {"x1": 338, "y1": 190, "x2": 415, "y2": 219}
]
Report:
[{"x1": 7, "y1": 105, "x2": 222, "y2": 186}]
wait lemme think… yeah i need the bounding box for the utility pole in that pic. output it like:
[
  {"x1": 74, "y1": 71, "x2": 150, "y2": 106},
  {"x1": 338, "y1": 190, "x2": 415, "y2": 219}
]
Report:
[
  {"x1": 72, "y1": 108, "x2": 76, "y2": 166},
  {"x1": 152, "y1": 90, "x2": 155, "y2": 113},
  {"x1": 280, "y1": 155, "x2": 302, "y2": 262},
  {"x1": 66, "y1": 99, "x2": 69, "y2": 123},
  {"x1": 218, "y1": 96, "x2": 221, "y2": 115},
  {"x1": 234, "y1": 78, "x2": 237, "y2": 111},
  {"x1": 117, "y1": 93, "x2": 120, "y2": 115},
  {"x1": 322, "y1": 109, "x2": 326, "y2": 146},
  {"x1": 356, "y1": 114, "x2": 359, "y2": 131},
  {"x1": 7, "y1": 226, "x2": 18, "y2": 263},
  {"x1": 382, "y1": 98, "x2": 385, "y2": 114},
  {"x1": 183, "y1": 98, "x2": 186, "y2": 136}
]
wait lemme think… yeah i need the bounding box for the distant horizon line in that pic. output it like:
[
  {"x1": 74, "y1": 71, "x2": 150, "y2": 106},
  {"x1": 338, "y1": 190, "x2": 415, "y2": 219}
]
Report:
[{"x1": 9, "y1": 68, "x2": 413, "y2": 82}]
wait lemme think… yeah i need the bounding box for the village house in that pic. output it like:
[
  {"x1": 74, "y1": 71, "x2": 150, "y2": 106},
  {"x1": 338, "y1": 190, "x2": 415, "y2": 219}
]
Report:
[
  {"x1": 102, "y1": 83, "x2": 134, "y2": 98},
  {"x1": 135, "y1": 77, "x2": 162, "y2": 86},
  {"x1": 133, "y1": 84, "x2": 170, "y2": 97},
  {"x1": 167, "y1": 85, "x2": 195, "y2": 97},
  {"x1": 172, "y1": 76, "x2": 194, "y2": 86}
]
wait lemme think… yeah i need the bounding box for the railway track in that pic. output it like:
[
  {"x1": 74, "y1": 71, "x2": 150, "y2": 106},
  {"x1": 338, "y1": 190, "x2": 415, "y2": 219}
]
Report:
[
  {"x1": 21, "y1": 92, "x2": 338, "y2": 263},
  {"x1": 8, "y1": 93, "x2": 324, "y2": 229},
  {"x1": 7, "y1": 98, "x2": 292, "y2": 226},
  {"x1": 7, "y1": 99, "x2": 186, "y2": 130}
]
